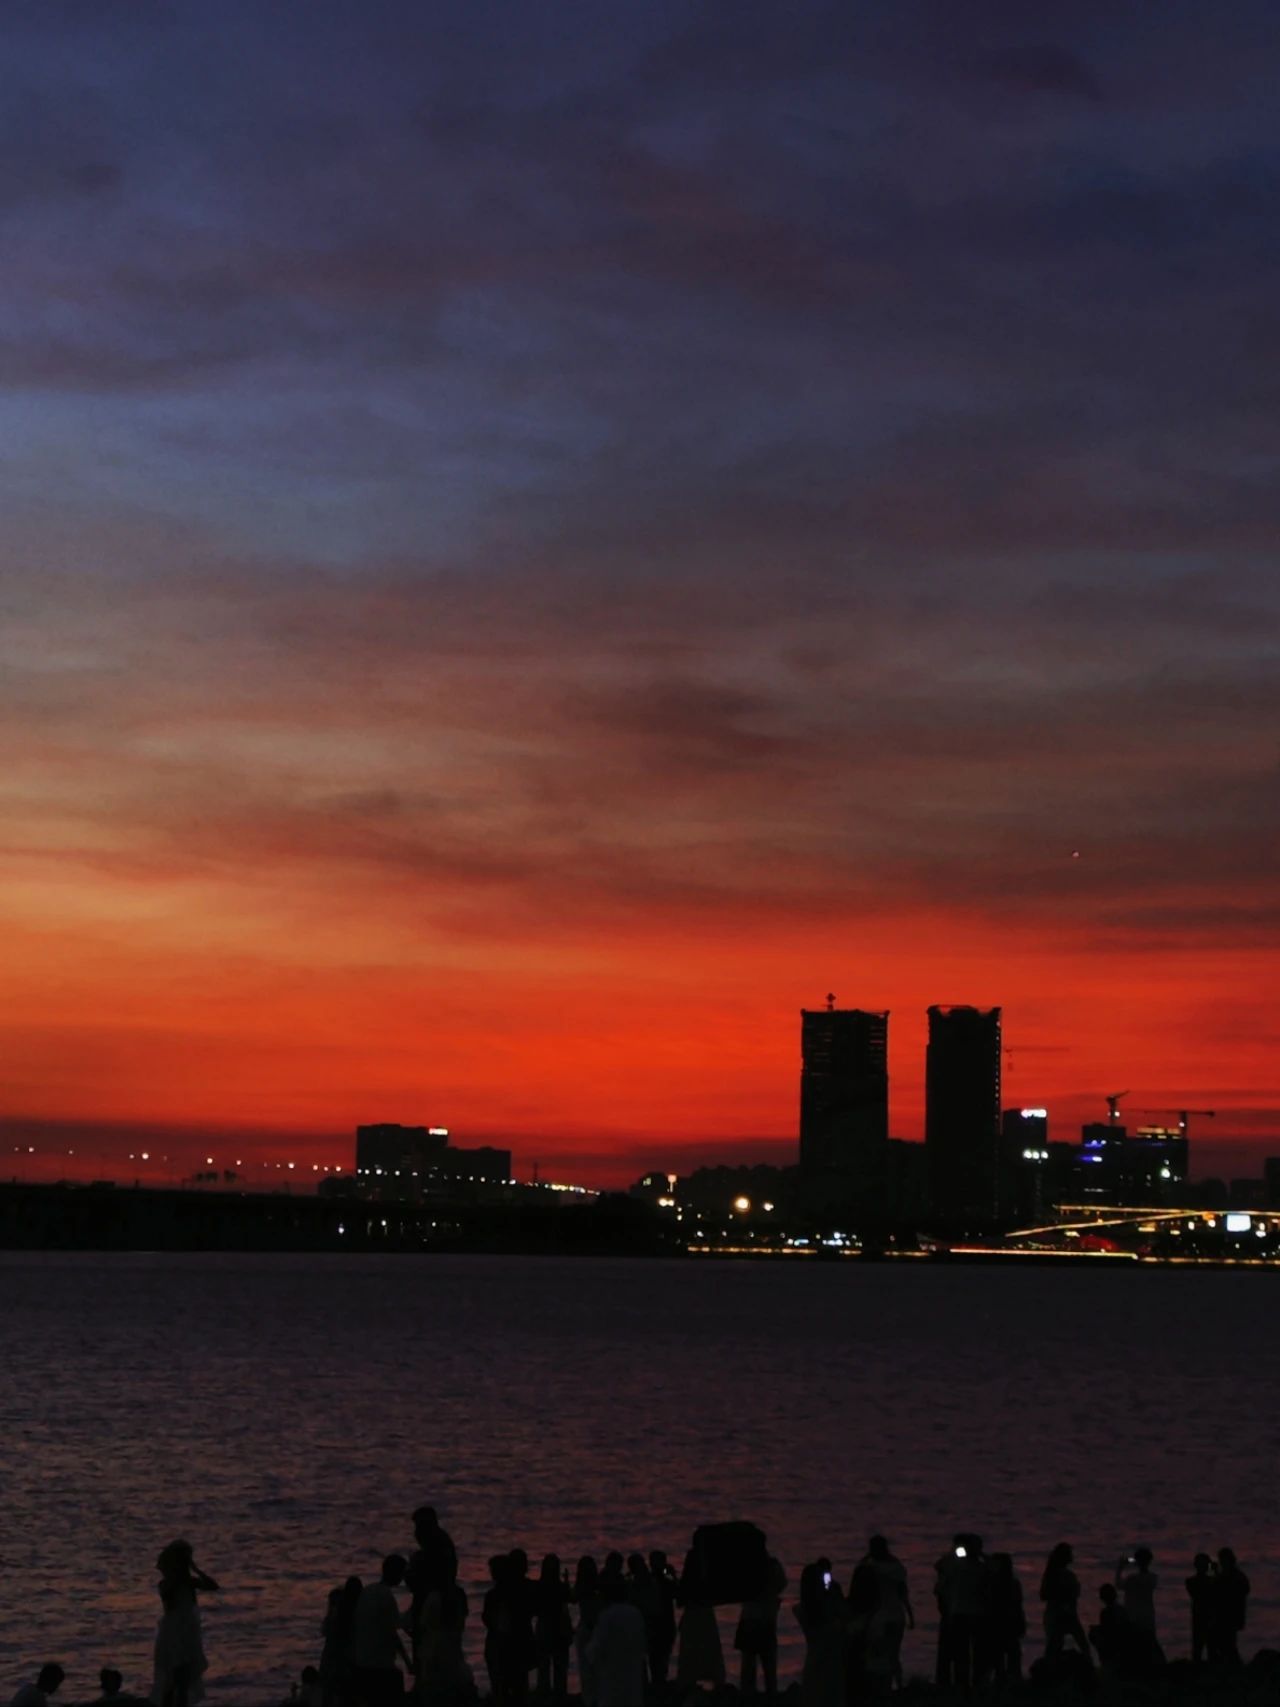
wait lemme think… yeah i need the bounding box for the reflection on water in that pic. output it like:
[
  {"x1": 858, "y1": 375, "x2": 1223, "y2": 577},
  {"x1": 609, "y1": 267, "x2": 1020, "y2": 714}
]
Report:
[{"x1": 2, "y1": 1253, "x2": 1277, "y2": 1698}]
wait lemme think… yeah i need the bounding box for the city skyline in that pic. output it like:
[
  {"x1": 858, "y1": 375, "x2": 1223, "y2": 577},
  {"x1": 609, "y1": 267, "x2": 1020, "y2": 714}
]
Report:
[
  {"x1": 4, "y1": 990, "x2": 1273, "y2": 1190},
  {"x1": 3, "y1": 4, "x2": 1277, "y2": 1184}
]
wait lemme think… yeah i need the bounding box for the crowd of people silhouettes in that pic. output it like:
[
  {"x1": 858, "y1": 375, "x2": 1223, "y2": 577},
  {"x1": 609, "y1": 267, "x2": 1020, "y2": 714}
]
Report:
[
  {"x1": 313, "y1": 1523, "x2": 1255, "y2": 1706},
  {"x1": 7, "y1": 1516, "x2": 1259, "y2": 1707}
]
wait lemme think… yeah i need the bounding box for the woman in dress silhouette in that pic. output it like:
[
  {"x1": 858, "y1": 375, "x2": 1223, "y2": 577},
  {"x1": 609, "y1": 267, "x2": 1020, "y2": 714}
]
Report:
[{"x1": 152, "y1": 1541, "x2": 220, "y2": 1707}]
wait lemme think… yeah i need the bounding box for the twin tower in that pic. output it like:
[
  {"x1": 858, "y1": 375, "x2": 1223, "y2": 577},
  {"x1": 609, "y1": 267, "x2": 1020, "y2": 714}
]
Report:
[{"x1": 799, "y1": 1001, "x2": 1003, "y2": 1221}]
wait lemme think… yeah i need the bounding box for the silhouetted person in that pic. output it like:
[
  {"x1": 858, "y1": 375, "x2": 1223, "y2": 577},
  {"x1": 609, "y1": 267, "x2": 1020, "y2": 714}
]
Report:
[
  {"x1": 1040, "y1": 1543, "x2": 1089, "y2": 1667},
  {"x1": 645, "y1": 1552, "x2": 677, "y2": 1692},
  {"x1": 483, "y1": 1557, "x2": 511, "y2": 1703},
  {"x1": 298, "y1": 1667, "x2": 324, "y2": 1707},
  {"x1": 675, "y1": 1538, "x2": 724, "y2": 1692},
  {"x1": 10, "y1": 1666, "x2": 65, "y2": 1707},
  {"x1": 734, "y1": 1554, "x2": 786, "y2": 1700},
  {"x1": 1115, "y1": 1547, "x2": 1158, "y2": 1637},
  {"x1": 407, "y1": 1510, "x2": 458, "y2": 1622},
  {"x1": 1090, "y1": 1583, "x2": 1162, "y2": 1681},
  {"x1": 1186, "y1": 1554, "x2": 1214, "y2": 1664},
  {"x1": 621, "y1": 1556, "x2": 657, "y2": 1691},
  {"x1": 353, "y1": 1556, "x2": 411, "y2": 1707},
  {"x1": 935, "y1": 1534, "x2": 988, "y2": 1689},
  {"x1": 483, "y1": 1552, "x2": 535, "y2": 1707},
  {"x1": 1089, "y1": 1584, "x2": 1126, "y2": 1671},
  {"x1": 89, "y1": 1669, "x2": 148, "y2": 1707},
  {"x1": 322, "y1": 1579, "x2": 362, "y2": 1707},
  {"x1": 412, "y1": 1552, "x2": 471, "y2": 1707},
  {"x1": 1211, "y1": 1548, "x2": 1250, "y2": 1664},
  {"x1": 572, "y1": 1558, "x2": 602, "y2": 1707},
  {"x1": 845, "y1": 1551, "x2": 880, "y2": 1699},
  {"x1": 585, "y1": 1574, "x2": 647, "y2": 1707},
  {"x1": 507, "y1": 1552, "x2": 536, "y2": 1703},
  {"x1": 623, "y1": 1556, "x2": 654, "y2": 1617},
  {"x1": 534, "y1": 1555, "x2": 572, "y2": 1701},
  {"x1": 599, "y1": 1554, "x2": 626, "y2": 1602},
  {"x1": 795, "y1": 1561, "x2": 845, "y2": 1707},
  {"x1": 152, "y1": 1541, "x2": 219, "y2": 1707},
  {"x1": 986, "y1": 1555, "x2": 1025, "y2": 1682},
  {"x1": 861, "y1": 1536, "x2": 912, "y2": 1693}
]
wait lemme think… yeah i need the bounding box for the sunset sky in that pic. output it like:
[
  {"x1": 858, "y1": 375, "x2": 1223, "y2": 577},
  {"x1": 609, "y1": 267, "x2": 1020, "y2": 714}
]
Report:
[{"x1": 3, "y1": 2, "x2": 1278, "y2": 1185}]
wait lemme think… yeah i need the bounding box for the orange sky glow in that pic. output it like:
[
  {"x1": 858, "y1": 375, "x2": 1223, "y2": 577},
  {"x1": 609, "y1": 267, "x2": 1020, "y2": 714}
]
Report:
[{"x1": 5, "y1": 675, "x2": 1276, "y2": 1187}]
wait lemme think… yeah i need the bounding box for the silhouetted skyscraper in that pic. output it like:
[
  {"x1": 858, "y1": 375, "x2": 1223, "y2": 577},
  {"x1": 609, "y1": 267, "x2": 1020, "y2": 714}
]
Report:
[
  {"x1": 799, "y1": 1001, "x2": 889, "y2": 1185},
  {"x1": 356, "y1": 1123, "x2": 450, "y2": 1183},
  {"x1": 1001, "y1": 1105, "x2": 1049, "y2": 1221},
  {"x1": 926, "y1": 1005, "x2": 1001, "y2": 1225}
]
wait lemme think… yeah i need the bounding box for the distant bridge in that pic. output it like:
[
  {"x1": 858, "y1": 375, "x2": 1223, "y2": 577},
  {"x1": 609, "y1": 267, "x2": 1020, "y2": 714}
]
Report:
[
  {"x1": 1009, "y1": 1205, "x2": 1195, "y2": 1238},
  {"x1": 1005, "y1": 1203, "x2": 1278, "y2": 1250}
]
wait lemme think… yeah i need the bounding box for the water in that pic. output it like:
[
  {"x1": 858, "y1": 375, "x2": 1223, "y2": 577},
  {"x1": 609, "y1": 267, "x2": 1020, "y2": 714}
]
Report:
[{"x1": 2, "y1": 1253, "x2": 1277, "y2": 1700}]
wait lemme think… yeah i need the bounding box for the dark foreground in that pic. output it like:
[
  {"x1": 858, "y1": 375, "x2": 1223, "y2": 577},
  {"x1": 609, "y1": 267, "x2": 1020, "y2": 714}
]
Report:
[{"x1": 61, "y1": 1668, "x2": 1280, "y2": 1707}]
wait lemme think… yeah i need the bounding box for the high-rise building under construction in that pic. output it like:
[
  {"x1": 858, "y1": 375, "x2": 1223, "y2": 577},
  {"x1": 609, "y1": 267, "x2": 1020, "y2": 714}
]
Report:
[
  {"x1": 925, "y1": 1004, "x2": 1002, "y2": 1225},
  {"x1": 798, "y1": 1001, "x2": 889, "y2": 1185}
]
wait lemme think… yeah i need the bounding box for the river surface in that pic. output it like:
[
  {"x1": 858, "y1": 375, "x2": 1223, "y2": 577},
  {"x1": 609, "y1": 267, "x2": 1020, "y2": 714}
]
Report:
[{"x1": 2, "y1": 1253, "x2": 1277, "y2": 1700}]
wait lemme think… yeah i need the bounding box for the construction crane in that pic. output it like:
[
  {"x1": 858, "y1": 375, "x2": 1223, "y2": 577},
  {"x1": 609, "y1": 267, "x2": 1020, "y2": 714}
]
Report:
[{"x1": 1105, "y1": 1091, "x2": 1129, "y2": 1125}]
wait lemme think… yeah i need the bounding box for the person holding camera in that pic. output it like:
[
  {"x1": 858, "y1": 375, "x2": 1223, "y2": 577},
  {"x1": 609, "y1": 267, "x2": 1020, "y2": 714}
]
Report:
[{"x1": 794, "y1": 1561, "x2": 844, "y2": 1707}]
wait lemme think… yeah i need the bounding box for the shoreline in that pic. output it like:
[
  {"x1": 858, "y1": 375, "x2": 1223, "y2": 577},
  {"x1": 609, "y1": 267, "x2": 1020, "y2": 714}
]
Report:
[{"x1": 4, "y1": 1182, "x2": 1280, "y2": 1268}]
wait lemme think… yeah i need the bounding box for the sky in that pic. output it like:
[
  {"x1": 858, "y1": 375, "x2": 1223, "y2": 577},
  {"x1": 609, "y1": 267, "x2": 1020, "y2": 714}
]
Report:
[{"x1": 2, "y1": 1, "x2": 1278, "y2": 1186}]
